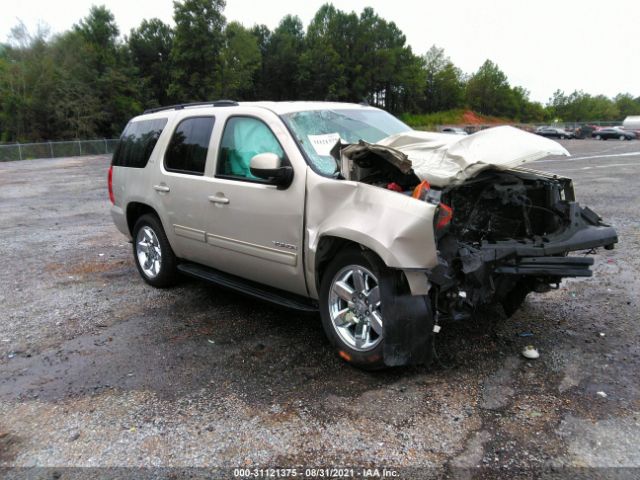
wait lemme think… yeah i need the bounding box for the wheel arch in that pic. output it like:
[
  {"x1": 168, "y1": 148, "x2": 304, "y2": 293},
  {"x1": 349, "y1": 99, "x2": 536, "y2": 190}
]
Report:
[
  {"x1": 126, "y1": 202, "x2": 161, "y2": 237},
  {"x1": 312, "y1": 233, "x2": 398, "y2": 299},
  {"x1": 315, "y1": 236, "x2": 373, "y2": 295}
]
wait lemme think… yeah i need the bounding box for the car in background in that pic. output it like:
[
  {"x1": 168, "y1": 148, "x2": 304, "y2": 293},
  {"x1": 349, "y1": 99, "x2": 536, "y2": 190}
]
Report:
[
  {"x1": 573, "y1": 125, "x2": 596, "y2": 139},
  {"x1": 623, "y1": 116, "x2": 640, "y2": 131},
  {"x1": 535, "y1": 126, "x2": 574, "y2": 139},
  {"x1": 592, "y1": 127, "x2": 637, "y2": 141},
  {"x1": 441, "y1": 127, "x2": 468, "y2": 135}
]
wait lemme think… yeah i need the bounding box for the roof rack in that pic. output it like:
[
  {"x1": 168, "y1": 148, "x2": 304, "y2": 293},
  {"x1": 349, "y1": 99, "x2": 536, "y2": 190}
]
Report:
[{"x1": 143, "y1": 100, "x2": 239, "y2": 114}]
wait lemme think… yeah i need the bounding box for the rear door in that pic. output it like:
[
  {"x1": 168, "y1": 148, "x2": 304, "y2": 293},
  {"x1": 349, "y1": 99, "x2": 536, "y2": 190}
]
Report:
[
  {"x1": 201, "y1": 110, "x2": 308, "y2": 296},
  {"x1": 152, "y1": 115, "x2": 217, "y2": 266}
]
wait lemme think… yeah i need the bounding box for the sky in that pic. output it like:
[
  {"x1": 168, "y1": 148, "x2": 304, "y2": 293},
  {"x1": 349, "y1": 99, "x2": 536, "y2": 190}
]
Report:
[{"x1": 1, "y1": 0, "x2": 638, "y2": 104}]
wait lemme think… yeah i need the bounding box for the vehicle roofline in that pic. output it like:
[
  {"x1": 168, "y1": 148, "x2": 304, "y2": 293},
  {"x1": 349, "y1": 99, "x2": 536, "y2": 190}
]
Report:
[{"x1": 128, "y1": 100, "x2": 382, "y2": 122}]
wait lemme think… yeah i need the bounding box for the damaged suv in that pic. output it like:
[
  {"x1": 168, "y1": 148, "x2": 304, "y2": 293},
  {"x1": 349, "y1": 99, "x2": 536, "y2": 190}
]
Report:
[{"x1": 109, "y1": 101, "x2": 617, "y2": 369}]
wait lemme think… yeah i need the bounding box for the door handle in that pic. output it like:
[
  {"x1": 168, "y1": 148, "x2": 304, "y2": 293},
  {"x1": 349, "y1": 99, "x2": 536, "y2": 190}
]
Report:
[
  {"x1": 153, "y1": 184, "x2": 170, "y2": 193},
  {"x1": 208, "y1": 195, "x2": 230, "y2": 205}
]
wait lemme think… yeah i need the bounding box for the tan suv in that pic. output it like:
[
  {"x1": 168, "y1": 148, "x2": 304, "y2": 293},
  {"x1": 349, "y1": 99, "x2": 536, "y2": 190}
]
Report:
[{"x1": 109, "y1": 101, "x2": 617, "y2": 369}]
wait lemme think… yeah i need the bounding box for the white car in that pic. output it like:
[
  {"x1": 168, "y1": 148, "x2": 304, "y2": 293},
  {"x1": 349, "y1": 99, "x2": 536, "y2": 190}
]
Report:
[{"x1": 441, "y1": 127, "x2": 468, "y2": 135}]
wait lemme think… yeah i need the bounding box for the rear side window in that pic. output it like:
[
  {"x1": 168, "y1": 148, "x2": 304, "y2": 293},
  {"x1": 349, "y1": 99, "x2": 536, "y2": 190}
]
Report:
[
  {"x1": 112, "y1": 118, "x2": 168, "y2": 168},
  {"x1": 164, "y1": 117, "x2": 215, "y2": 175}
]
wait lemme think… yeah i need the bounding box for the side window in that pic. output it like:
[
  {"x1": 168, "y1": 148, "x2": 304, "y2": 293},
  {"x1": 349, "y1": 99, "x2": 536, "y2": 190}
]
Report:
[
  {"x1": 112, "y1": 118, "x2": 168, "y2": 168},
  {"x1": 217, "y1": 117, "x2": 285, "y2": 179},
  {"x1": 165, "y1": 117, "x2": 215, "y2": 175}
]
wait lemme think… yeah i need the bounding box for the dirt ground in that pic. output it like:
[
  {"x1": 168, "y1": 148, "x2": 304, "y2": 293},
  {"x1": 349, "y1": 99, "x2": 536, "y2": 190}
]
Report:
[{"x1": 0, "y1": 139, "x2": 639, "y2": 478}]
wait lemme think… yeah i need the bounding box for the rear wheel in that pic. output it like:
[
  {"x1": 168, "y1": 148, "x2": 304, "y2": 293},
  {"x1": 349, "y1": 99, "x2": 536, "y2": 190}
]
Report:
[
  {"x1": 319, "y1": 248, "x2": 386, "y2": 369},
  {"x1": 132, "y1": 214, "x2": 178, "y2": 287}
]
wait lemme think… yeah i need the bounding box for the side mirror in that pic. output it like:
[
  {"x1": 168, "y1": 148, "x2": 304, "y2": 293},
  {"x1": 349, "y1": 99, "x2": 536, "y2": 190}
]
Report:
[{"x1": 249, "y1": 153, "x2": 293, "y2": 187}]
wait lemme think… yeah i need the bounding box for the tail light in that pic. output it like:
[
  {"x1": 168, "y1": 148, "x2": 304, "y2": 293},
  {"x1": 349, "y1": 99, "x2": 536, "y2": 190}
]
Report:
[
  {"x1": 108, "y1": 165, "x2": 115, "y2": 204},
  {"x1": 436, "y1": 203, "x2": 453, "y2": 230}
]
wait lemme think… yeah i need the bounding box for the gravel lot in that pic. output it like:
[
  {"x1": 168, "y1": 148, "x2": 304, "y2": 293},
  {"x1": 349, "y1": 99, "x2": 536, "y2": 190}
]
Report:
[{"x1": 1, "y1": 139, "x2": 639, "y2": 477}]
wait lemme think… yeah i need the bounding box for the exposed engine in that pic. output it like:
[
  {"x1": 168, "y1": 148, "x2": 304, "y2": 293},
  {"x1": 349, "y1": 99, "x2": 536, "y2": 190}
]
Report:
[
  {"x1": 338, "y1": 146, "x2": 614, "y2": 322},
  {"x1": 431, "y1": 170, "x2": 576, "y2": 321},
  {"x1": 442, "y1": 170, "x2": 573, "y2": 244}
]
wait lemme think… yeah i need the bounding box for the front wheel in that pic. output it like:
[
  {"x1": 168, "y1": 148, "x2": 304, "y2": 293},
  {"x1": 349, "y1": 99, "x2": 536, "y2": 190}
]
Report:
[
  {"x1": 132, "y1": 214, "x2": 178, "y2": 287},
  {"x1": 319, "y1": 249, "x2": 386, "y2": 369}
]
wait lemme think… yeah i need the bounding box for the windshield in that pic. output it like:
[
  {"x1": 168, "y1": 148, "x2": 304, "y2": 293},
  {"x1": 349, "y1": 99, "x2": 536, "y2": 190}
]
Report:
[{"x1": 281, "y1": 108, "x2": 411, "y2": 175}]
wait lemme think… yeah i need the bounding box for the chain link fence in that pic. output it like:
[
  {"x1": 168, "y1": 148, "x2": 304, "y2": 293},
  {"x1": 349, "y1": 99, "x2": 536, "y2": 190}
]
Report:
[{"x1": 0, "y1": 139, "x2": 119, "y2": 162}]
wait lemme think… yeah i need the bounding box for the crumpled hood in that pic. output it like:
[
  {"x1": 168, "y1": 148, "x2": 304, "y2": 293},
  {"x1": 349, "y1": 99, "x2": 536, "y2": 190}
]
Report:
[{"x1": 374, "y1": 126, "x2": 570, "y2": 187}]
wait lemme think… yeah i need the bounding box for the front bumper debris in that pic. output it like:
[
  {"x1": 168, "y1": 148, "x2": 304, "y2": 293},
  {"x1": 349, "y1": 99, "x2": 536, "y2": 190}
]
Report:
[{"x1": 494, "y1": 256, "x2": 595, "y2": 277}]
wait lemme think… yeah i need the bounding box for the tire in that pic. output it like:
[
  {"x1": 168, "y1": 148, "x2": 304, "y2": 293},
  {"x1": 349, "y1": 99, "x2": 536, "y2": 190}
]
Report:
[
  {"x1": 501, "y1": 282, "x2": 531, "y2": 318},
  {"x1": 595, "y1": 135, "x2": 601, "y2": 140},
  {"x1": 132, "y1": 214, "x2": 178, "y2": 287},
  {"x1": 619, "y1": 135, "x2": 625, "y2": 141},
  {"x1": 319, "y1": 248, "x2": 388, "y2": 369},
  {"x1": 560, "y1": 135, "x2": 565, "y2": 139}
]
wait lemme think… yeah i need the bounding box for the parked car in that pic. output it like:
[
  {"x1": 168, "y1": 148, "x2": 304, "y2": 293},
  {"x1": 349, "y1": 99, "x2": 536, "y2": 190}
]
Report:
[
  {"x1": 535, "y1": 126, "x2": 574, "y2": 139},
  {"x1": 441, "y1": 127, "x2": 468, "y2": 135},
  {"x1": 573, "y1": 125, "x2": 595, "y2": 139},
  {"x1": 592, "y1": 127, "x2": 637, "y2": 141},
  {"x1": 109, "y1": 101, "x2": 617, "y2": 369}
]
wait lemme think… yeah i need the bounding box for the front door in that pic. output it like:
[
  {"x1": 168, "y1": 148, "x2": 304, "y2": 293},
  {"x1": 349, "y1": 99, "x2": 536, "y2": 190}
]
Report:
[{"x1": 203, "y1": 114, "x2": 308, "y2": 296}]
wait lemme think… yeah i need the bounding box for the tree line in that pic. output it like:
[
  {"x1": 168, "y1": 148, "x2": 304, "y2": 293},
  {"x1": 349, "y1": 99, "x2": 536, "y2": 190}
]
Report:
[{"x1": 1, "y1": 0, "x2": 639, "y2": 142}]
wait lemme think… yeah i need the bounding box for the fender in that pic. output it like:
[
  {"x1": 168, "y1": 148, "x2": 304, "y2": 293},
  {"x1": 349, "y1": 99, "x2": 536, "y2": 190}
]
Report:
[{"x1": 305, "y1": 169, "x2": 439, "y2": 298}]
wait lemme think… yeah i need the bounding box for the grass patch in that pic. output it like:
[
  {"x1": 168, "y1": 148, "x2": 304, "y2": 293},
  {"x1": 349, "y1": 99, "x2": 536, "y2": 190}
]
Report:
[{"x1": 400, "y1": 110, "x2": 467, "y2": 130}]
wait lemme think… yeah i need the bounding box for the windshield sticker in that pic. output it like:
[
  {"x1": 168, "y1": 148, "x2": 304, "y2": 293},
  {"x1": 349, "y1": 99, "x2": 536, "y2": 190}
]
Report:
[{"x1": 308, "y1": 133, "x2": 341, "y2": 156}]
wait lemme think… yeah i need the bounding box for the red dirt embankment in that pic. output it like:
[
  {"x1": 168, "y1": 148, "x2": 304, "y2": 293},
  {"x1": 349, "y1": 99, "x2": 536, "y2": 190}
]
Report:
[{"x1": 461, "y1": 110, "x2": 508, "y2": 125}]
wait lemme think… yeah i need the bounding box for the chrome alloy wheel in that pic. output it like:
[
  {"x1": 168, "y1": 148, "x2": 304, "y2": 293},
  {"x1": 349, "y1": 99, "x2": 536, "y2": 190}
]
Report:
[
  {"x1": 328, "y1": 265, "x2": 383, "y2": 351},
  {"x1": 136, "y1": 226, "x2": 162, "y2": 279}
]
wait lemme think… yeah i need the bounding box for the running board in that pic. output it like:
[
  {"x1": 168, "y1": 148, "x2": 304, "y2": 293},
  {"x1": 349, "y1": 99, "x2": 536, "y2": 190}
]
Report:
[{"x1": 177, "y1": 262, "x2": 318, "y2": 313}]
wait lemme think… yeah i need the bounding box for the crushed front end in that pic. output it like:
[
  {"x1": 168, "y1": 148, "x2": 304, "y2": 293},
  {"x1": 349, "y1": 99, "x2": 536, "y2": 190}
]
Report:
[
  {"x1": 336, "y1": 127, "x2": 618, "y2": 348},
  {"x1": 428, "y1": 167, "x2": 618, "y2": 320}
]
